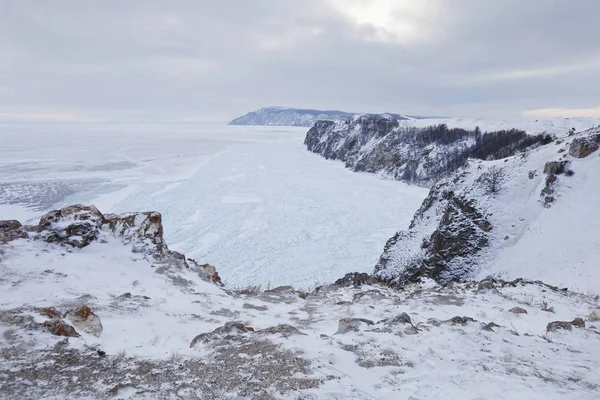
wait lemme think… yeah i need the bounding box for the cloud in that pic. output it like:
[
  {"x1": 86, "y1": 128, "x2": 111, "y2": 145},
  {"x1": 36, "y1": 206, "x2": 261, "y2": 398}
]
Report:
[
  {"x1": 0, "y1": 0, "x2": 598, "y2": 121},
  {"x1": 324, "y1": 0, "x2": 443, "y2": 45}
]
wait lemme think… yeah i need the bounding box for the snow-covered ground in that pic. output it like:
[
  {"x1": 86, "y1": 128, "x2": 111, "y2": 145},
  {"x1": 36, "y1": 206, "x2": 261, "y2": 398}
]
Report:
[
  {"x1": 0, "y1": 123, "x2": 427, "y2": 288},
  {"x1": 1, "y1": 234, "x2": 599, "y2": 399}
]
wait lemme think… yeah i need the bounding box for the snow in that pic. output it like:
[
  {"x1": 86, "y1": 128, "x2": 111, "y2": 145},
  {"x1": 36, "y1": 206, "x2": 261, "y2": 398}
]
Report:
[
  {"x1": 1, "y1": 236, "x2": 599, "y2": 399},
  {"x1": 0, "y1": 122, "x2": 428, "y2": 288},
  {"x1": 398, "y1": 116, "x2": 600, "y2": 136},
  {"x1": 1, "y1": 119, "x2": 600, "y2": 397},
  {"x1": 377, "y1": 125, "x2": 600, "y2": 294},
  {"x1": 477, "y1": 131, "x2": 600, "y2": 293}
]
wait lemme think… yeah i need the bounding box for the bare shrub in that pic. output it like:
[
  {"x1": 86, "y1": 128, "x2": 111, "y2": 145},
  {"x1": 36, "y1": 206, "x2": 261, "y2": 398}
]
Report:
[
  {"x1": 477, "y1": 166, "x2": 506, "y2": 195},
  {"x1": 587, "y1": 310, "x2": 600, "y2": 322},
  {"x1": 541, "y1": 301, "x2": 555, "y2": 313}
]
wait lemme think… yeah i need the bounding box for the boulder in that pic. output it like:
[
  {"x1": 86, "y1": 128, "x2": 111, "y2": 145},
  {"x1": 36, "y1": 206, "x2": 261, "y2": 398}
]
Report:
[
  {"x1": 447, "y1": 316, "x2": 476, "y2": 325},
  {"x1": 571, "y1": 317, "x2": 586, "y2": 328},
  {"x1": 104, "y1": 211, "x2": 166, "y2": 256},
  {"x1": 190, "y1": 321, "x2": 255, "y2": 348},
  {"x1": 43, "y1": 318, "x2": 80, "y2": 337},
  {"x1": 257, "y1": 324, "x2": 304, "y2": 337},
  {"x1": 546, "y1": 321, "x2": 572, "y2": 332},
  {"x1": 198, "y1": 263, "x2": 223, "y2": 285},
  {"x1": 335, "y1": 318, "x2": 374, "y2": 334},
  {"x1": 39, "y1": 205, "x2": 105, "y2": 248},
  {"x1": 42, "y1": 307, "x2": 62, "y2": 319},
  {"x1": 569, "y1": 135, "x2": 600, "y2": 158},
  {"x1": 508, "y1": 307, "x2": 528, "y2": 314},
  {"x1": 0, "y1": 220, "x2": 28, "y2": 243},
  {"x1": 65, "y1": 306, "x2": 103, "y2": 337},
  {"x1": 388, "y1": 312, "x2": 412, "y2": 325},
  {"x1": 543, "y1": 161, "x2": 569, "y2": 175},
  {"x1": 335, "y1": 272, "x2": 379, "y2": 288}
]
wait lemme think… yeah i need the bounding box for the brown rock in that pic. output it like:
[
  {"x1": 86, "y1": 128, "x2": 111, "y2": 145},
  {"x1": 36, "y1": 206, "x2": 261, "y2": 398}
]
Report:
[
  {"x1": 65, "y1": 306, "x2": 103, "y2": 337},
  {"x1": 42, "y1": 307, "x2": 62, "y2": 319},
  {"x1": 571, "y1": 318, "x2": 585, "y2": 328},
  {"x1": 569, "y1": 136, "x2": 600, "y2": 158},
  {"x1": 0, "y1": 220, "x2": 28, "y2": 243},
  {"x1": 546, "y1": 321, "x2": 573, "y2": 332},
  {"x1": 43, "y1": 318, "x2": 80, "y2": 337}
]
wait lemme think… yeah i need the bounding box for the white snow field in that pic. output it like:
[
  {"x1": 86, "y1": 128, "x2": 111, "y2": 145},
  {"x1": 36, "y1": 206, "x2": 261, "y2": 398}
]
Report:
[{"x1": 0, "y1": 122, "x2": 427, "y2": 288}]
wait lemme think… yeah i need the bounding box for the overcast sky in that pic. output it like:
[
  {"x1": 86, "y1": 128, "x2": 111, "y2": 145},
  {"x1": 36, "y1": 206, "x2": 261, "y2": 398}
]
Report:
[{"x1": 1, "y1": 0, "x2": 599, "y2": 122}]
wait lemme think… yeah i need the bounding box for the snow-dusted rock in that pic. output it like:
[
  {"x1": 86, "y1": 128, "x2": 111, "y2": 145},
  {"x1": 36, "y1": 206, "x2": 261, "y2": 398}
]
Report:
[
  {"x1": 334, "y1": 317, "x2": 375, "y2": 334},
  {"x1": 0, "y1": 220, "x2": 28, "y2": 242},
  {"x1": 43, "y1": 318, "x2": 80, "y2": 337},
  {"x1": 104, "y1": 211, "x2": 166, "y2": 256},
  {"x1": 64, "y1": 306, "x2": 103, "y2": 337},
  {"x1": 546, "y1": 318, "x2": 585, "y2": 332},
  {"x1": 569, "y1": 134, "x2": 600, "y2": 158},
  {"x1": 39, "y1": 204, "x2": 104, "y2": 248}
]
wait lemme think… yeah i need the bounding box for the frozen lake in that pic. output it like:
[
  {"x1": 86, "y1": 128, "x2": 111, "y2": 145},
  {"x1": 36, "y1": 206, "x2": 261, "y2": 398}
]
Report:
[{"x1": 0, "y1": 123, "x2": 427, "y2": 287}]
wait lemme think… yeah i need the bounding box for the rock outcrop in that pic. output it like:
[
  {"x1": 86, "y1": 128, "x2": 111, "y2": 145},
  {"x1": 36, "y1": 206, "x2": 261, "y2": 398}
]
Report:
[
  {"x1": 375, "y1": 179, "x2": 492, "y2": 286},
  {"x1": 0, "y1": 220, "x2": 28, "y2": 243},
  {"x1": 341, "y1": 127, "x2": 600, "y2": 287},
  {"x1": 0, "y1": 204, "x2": 222, "y2": 285},
  {"x1": 569, "y1": 134, "x2": 600, "y2": 158},
  {"x1": 65, "y1": 306, "x2": 103, "y2": 337}
]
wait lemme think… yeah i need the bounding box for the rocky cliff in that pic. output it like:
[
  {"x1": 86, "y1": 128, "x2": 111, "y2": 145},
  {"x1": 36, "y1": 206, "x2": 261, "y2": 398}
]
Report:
[
  {"x1": 373, "y1": 127, "x2": 600, "y2": 288},
  {"x1": 305, "y1": 114, "x2": 552, "y2": 185}
]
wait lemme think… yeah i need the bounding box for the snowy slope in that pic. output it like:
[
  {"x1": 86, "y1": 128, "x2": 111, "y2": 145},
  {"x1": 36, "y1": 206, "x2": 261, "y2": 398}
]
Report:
[
  {"x1": 376, "y1": 126, "x2": 600, "y2": 293},
  {"x1": 1, "y1": 208, "x2": 599, "y2": 399}
]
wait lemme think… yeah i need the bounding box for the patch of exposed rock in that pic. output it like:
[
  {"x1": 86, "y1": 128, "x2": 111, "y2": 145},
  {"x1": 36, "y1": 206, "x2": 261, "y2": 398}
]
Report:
[
  {"x1": 569, "y1": 134, "x2": 600, "y2": 158},
  {"x1": 190, "y1": 321, "x2": 305, "y2": 348},
  {"x1": 65, "y1": 306, "x2": 103, "y2": 337},
  {"x1": 375, "y1": 183, "x2": 491, "y2": 286},
  {"x1": 335, "y1": 318, "x2": 375, "y2": 334},
  {"x1": 547, "y1": 318, "x2": 586, "y2": 332},
  {"x1": 1, "y1": 204, "x2": 222, "y2": 285},
  {"x1": 0, "y1": 220, "x2": 29, "y2": 243}
]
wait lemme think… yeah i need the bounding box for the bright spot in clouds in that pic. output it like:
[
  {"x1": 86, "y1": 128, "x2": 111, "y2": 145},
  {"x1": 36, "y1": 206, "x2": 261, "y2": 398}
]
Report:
[{"x1": 326, "y1": 0, "x2": 440, "y2": 44}]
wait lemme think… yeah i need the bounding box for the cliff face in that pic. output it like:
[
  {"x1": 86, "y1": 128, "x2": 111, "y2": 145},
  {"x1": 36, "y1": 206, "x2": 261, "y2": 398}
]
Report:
[
  {"x1": 305, "y1": 114, "x2": 552, "y2": 185},
  {"x1": 373, "y1": 127, "x2": 600, "y2": 289}
]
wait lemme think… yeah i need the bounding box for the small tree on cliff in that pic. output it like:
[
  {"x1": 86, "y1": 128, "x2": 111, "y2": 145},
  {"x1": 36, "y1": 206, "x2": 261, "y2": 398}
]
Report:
[{"x1": 477, "y1": 165, "x2": 505, "y2": 195}]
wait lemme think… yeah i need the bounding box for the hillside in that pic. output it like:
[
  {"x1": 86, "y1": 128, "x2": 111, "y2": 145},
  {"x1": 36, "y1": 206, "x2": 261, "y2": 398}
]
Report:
[
  {"x1": 305, "y1": 114, "x2": 558, "y2": 185},
  {"x1": 374, "y1": 127, "x2": 600, "y2": 293},
  {"x1": 228, "y1": 107, "x2": 411, "y2": 127},
  {"x1": 1, "y1": 205, "x2": 599, "y2": 399}
]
